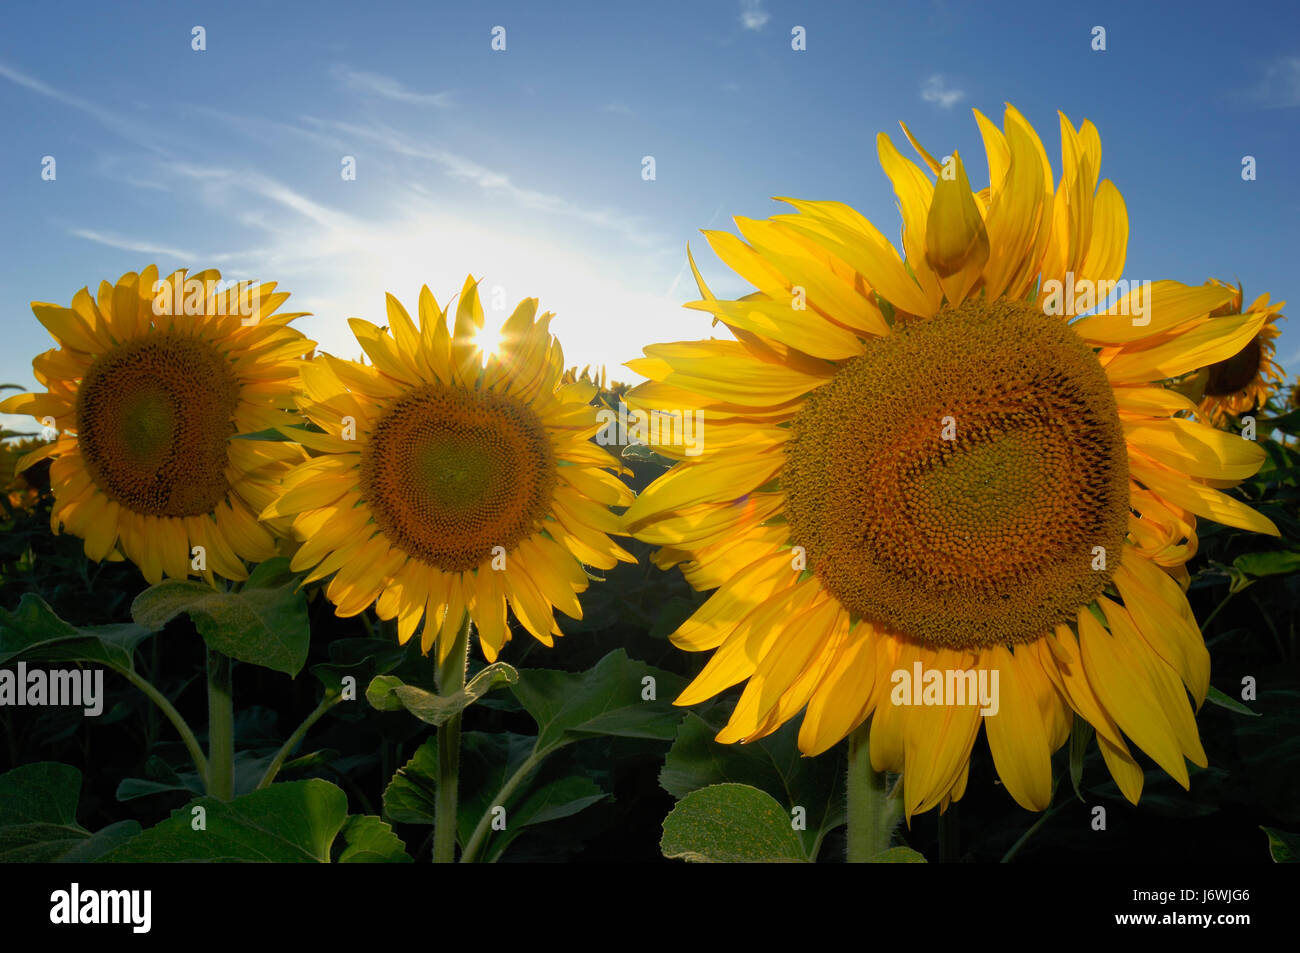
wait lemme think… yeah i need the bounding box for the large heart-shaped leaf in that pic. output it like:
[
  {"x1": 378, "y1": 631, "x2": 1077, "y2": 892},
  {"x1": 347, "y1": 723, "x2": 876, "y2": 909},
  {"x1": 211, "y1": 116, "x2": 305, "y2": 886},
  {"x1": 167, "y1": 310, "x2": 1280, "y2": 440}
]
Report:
[
  {"x1": 480, "y1": 775, "x2": 609, "y2": 863},
  {"x1": 99, "y1": 779, "x2": 349, "y2": 862},
  {"x1": 660, "y1": 710, "x2": 845, "y2": 859},
  {"x1": 382, "y1": 737, "x2": 440, "y2": 825},
  {"x1": 661, "y1": 783, "x2": 807, "y2": 863},
  {"x1": 0, "y1": 595, "x2": 152, "y2": 671},
  {"x1": 337, "y1": 815, "x2": 412, "y2": 863},
  {"x1": 131, "y1": 559, "x2": 309, "y2": 676},
  {"x1": 1233, "y1": 550, "x2": 1300, "y2": 579},
  {"x1": 511, "y1": 649, "x2": 687, "y2": 756},
  {"x1": 0, "y1": 762, "x2": 142, "y2": 862}
]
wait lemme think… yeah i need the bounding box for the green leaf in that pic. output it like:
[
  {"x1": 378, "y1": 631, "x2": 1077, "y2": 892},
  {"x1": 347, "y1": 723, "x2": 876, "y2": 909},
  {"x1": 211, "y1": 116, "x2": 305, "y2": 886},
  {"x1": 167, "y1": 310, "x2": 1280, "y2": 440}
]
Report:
[
  {"x1": 1233, "y1": 550, "x2": 1300, "y2": 579},
  {"x1": 0, "y1": 761, "x2": 80, "y2": 827},
  {"x1": 99, "y1": 779, "x2": 349, "y2": 862},
  {"x1": 647, "y1": 596, "x2": 699, "y2": 640},
  {"x1": 131, "y1": 570, "x2": 310, "y2": 677},
  {"x1": 243, "y1": 556, "x2": 302, "y2": 590},
  {"x1": 382, "y1": 737, "x2": 440, "y2": 825},
  {"x1": 57, "y1": 821, "x2": 145, "y2": 862},
  {"x1": 1262, "y1": 826, "x2": 1300, "y2": 863},
  {"x1": 661, "y1": 783, "x2": 807, "y2": 863},
  {"x1": 232, "y1": 428, "x2": 291, "y2": 441},
  {"x1": 1257, "y1": 408, "x2": 1300, "y2": 434},
  {"x1": 0, "y1": 763, "x2": 142, "y2": 862},
  {"x1": 366, "y1": 662, "x2": 519, "y2": 726},
  {"x1": 871, "y1": 846, "x2": 927, "y2": 863},
  {"x1": 1206, "y1": 685, "x2": 1260, "y2": 717},
  {"x1": 0, "y1": 820, "x2": 144, "y2": 863},
  {"x1": 620, "y1": 444, "x2": 676, "y2": 467},
  {"x1": 365, "y1": 675, "x2": 407, "y2": 712},
  {"x1": 231, "y1": 423, "x2": 326, "y2": 442},
  {"x1": 0, "y1": 594, "x2": 152, "y2": 671},
  {"x1": 311, "y1": 637, "x2": 408, "y2": 696},
  {"x1": 456, "y1": 731, "x2": 538, "y2": 847},
  {"x1": 385, "y1": 729, "x2": 562, "y2": 859},
  {"x1": 337, "y1": 815, "x2": 412, "y2": 863},
  {"x1": 115, "y1": 778, "x2": 197, "y2": 801},
  {"x1": 482, "y1": 775, "x2": 609, "y2": 862},
  {"x1": 115, "y1": 755, "x2": 203, "y2": 802},
  {"x1": 659, "y1": 711, "x2": 845, "y2": 859},
  {"x1": 511, "y1": 649, "x2": 687, "y2": 756}
]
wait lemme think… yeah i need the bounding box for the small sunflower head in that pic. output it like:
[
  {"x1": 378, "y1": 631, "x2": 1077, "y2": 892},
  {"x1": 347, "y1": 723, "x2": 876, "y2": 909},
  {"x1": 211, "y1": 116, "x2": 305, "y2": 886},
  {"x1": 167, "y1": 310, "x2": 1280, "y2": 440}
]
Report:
[
  {"x1": 0, "y1": 266, "x2": 313, "y2": 584},
  {"x1": 1196, "y1": 278, "x2": 1286, "y2": 423}
]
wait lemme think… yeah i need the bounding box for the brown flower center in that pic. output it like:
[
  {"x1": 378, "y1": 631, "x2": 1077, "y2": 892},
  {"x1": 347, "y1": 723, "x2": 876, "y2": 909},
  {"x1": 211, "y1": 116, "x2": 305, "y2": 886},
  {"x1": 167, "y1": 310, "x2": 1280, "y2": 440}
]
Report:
[
  {"x1": 783, "y1": 298, "x2": 1130, "y2": 649},
  {"x1": 360, "y1": 384, "x2": 556, "y2": 572},
  {"x1": 1204, "y1": 334, "x2": 1262, "y2": 397},
  {"x1": 76, "y1": 333, "x2": 239, "y2": 516}
]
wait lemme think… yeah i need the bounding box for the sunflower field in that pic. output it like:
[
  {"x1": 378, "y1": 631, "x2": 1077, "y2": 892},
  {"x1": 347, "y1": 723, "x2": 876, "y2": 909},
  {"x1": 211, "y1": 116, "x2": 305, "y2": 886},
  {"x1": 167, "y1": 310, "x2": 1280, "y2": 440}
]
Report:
[
  {"x1": 1, "y1": 99, "x2": 1296, "y2": 879},
  {"x1": 3, "y1": 0, "x2": 1300, "y2": 904}
]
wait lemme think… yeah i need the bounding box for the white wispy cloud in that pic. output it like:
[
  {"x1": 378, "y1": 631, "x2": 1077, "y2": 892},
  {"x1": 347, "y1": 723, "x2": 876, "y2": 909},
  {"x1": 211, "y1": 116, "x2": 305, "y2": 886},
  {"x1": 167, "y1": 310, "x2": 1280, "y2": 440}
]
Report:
[
  {"x1": 739, "y1": 0, "x2": 770, "y2": 30},
  {"x1": 600, "y1": 102, "x2": 634, "y2": 116},
  {"x1": 1, "y1": 62, "x2": 687, "y2": 387},
  {"x1": 161, "y1": 161, "x2": 358, "y2": 234},
  {"x1": 0, "y1": 59, "x2": 170, "y2": 154},
  {"x1": 331, "y1": 66, "x2": 453, "y2": 107},
  {"x1": 299, "y1": 117, "x2": 665, "y2": 246},
  {"x1": 1244, "y1": 55, "x2": 1300, "y2": 108},
  {"x1": 70, "y1": 228, "x2": 196, "y2": 260},
  {"x1": 920, "y1": 73, "x2": 964, "y2": 109}
]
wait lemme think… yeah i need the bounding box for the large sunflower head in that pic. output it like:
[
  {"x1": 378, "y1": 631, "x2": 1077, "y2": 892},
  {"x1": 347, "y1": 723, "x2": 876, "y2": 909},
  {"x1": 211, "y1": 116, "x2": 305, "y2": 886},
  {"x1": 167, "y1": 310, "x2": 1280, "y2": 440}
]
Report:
[
  {"x1": 1191, "y1": 279, "x2": 1287, "y2": 425},
  {"x1": 623, "y1": 105, "x2": 1279, "y2": 820},
  {"x1": 0, "y1": 267, "x2": 313, "y2": 584},
  {"x1": 263, "y1": 277, "x2": 636, "y2": 663}
]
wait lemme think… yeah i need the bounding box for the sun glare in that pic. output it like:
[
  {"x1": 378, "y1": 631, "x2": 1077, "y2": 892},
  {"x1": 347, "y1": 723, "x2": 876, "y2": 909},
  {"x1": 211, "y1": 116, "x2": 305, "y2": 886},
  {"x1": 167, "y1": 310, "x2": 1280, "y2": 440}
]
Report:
[{"x1": 473, "y1": 318, "x2": 504, "y2": 361}]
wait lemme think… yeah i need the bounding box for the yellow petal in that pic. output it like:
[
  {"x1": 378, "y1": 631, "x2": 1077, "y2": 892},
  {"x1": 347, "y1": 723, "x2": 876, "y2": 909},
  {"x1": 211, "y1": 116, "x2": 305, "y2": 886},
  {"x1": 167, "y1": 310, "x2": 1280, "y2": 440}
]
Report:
[
  {"x1": 1077, "y1": 606, "x2": 1190, "y2": 787},
  {"x1": 1074, "y1": 280, "x2": 1234, "y2": 345},
  {"x1": 1128, "y1": 454, "x2": 1278, "y2": 536},
  {"x1": 983, "y1": 645, "x2": 1054, "y2": 811},
  {"x1": 1103, "y1": 306, "x2": 1268, "y2": 383}
]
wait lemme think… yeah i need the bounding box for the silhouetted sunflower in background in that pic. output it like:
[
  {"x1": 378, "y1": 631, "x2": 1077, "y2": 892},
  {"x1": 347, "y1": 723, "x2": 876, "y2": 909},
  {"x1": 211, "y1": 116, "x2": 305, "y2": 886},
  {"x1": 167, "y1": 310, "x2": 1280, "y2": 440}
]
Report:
[{"x1": 1193, "y1": 279, "x2": 1286, "y2": 425}]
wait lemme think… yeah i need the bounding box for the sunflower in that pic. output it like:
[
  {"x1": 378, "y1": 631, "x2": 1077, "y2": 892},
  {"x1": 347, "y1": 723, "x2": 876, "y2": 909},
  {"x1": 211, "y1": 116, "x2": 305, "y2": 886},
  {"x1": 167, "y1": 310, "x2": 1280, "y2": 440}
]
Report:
[
  {"x1": 623, "y1": 105, "x2": 1279, "y2": 820},
  {"x1": 0, "y1": 267, "x2": 312, "y2": 584},
  {"x1": 1, "y1": 435, "x2": 49, "y2": 515},
  {"x1": 1192, "y1": 279, "x2": 1286, "y2": 425},
  {"x1": 262, "y1": 277, "x2": 635, "y2": 662}
]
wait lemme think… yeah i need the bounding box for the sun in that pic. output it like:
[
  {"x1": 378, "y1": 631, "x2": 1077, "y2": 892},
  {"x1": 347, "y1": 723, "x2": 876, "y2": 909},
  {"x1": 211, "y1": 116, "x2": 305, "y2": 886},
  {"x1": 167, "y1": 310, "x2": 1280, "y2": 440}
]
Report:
[{"x1": 472, "y1": 318, "x2": 505, "y2": 360}]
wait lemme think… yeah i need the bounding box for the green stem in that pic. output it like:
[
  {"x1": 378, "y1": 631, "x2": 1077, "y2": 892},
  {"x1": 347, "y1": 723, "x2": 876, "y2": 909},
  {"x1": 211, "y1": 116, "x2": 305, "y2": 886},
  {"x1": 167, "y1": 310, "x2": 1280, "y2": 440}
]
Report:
[
  {"x1": 115, "y1": 664, "x2": 208, "y2": 787},
  {"x1": 255, "y1": 692, "x2": 341, "y2": 790},
  {"x1": 433, "y1": 613, "x2": 470, "y2": 864},
  {"x1": 845, "y1": 722, "x2": 901, "y2": 862},
  {"x1": 206, "y1": 649, "x2": 235, "y2": 801},
  {"x1": 1002, "y1": 780, "x2": 1062, "y2": 863},
  {"x1": 1249, "y1": 591, "x2": 1288, "y2": 660},
  {"x1": 460, "y1": 750, "x2": 547, "y2": 864},
  {"x1": 1200, "y1": 587, "x2": 1237, "y2": 632}
]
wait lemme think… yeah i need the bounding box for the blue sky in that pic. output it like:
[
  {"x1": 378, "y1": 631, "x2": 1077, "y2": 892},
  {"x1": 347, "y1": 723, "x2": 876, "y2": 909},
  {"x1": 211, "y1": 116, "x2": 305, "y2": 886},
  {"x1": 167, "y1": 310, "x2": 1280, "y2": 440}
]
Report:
[{"x1": 2, "y1": 0, "x2": 1298, "y2": 432}]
